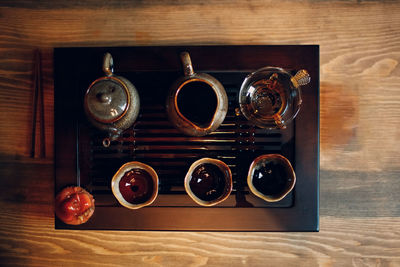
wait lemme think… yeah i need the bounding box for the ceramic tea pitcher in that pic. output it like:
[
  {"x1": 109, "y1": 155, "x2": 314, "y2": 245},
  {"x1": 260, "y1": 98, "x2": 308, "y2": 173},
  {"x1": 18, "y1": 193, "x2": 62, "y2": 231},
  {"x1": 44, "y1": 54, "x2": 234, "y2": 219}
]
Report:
[
  {"x1": 239, "y1": 67, "x2": 310, "y2": 129},
  {"x1": 84, "y1": 53, "x2": 140, "y2": 147},
  {"x1": 166, "y1": 52, "x2": 228, "y2": 136}
]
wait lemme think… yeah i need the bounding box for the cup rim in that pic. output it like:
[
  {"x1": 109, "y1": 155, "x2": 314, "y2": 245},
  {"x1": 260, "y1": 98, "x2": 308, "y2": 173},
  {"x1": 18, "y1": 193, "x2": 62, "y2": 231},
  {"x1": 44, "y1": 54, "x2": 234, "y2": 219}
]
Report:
[
  {"x1": 247, "y1": 154, "x2": 296, "y2": 202},
  {"x1": 184, "y1": 158, "x2": 233, "y2": 207},
  {"x1": 111, "y1": 161, "x2": 159, "y2": 209}
]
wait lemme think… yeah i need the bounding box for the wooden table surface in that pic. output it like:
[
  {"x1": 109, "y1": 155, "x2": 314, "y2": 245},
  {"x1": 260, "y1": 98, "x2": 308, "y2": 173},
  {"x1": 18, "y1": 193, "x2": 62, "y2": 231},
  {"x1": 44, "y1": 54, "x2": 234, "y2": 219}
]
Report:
[{"x1": 0, "y1": 1, "x2": 399, "y2": 266}]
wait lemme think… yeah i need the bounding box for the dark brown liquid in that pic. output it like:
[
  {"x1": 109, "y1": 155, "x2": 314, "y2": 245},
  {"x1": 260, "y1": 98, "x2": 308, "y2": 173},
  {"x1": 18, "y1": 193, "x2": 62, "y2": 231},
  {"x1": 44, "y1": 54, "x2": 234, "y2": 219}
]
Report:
[
  {"x1": 119, "y1": 168, "x2": 154, "y2": 204},
  {"x1": 252, "y1": 160, "x2": 290, "y2": 197},
  {"x1": 177, "y1": 81, "x2": 217, "y2": 127},
  {"x1": 189, "y1": 163, "x2": 226, "y2": 202}
]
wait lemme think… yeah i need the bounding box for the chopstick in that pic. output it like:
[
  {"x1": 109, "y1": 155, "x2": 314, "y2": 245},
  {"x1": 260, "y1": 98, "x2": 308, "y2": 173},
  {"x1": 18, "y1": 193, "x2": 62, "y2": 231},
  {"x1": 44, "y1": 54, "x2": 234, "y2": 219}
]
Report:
[
  {"x1": 30, "y1": 49, "x2": 45, "y2": 158},
  {"x1": 38, "y1": 50, "x2": 45, "y2": 158}
]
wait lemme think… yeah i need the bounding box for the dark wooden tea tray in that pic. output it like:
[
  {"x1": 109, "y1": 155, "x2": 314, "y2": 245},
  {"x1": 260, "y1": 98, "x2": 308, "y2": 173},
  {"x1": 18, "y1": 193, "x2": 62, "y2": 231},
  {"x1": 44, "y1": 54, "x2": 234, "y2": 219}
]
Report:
[{"x1": 54, "y1": 45, "x2": 319, "y2": 231}]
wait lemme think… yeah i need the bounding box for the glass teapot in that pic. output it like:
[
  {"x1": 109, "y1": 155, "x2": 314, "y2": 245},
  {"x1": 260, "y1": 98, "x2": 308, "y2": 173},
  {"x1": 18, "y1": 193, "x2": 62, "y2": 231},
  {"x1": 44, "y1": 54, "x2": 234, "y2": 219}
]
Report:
[{"x1": 239, "y1": 67, "x2": 310, "y2": 129}]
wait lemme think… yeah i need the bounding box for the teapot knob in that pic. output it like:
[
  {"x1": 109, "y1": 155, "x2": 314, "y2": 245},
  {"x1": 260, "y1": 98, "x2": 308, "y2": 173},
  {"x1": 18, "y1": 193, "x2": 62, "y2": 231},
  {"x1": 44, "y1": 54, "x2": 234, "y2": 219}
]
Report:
[
  {"x1": 97, "y1": 92, "x2": 112, "y2": 104},
  {"x1": 291, "y1": 69, "x2": 310, "y2": 87}
]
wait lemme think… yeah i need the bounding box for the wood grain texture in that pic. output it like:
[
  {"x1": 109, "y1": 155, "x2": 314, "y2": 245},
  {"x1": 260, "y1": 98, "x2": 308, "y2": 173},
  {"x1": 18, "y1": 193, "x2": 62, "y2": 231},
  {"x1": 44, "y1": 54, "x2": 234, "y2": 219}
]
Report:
[
  {"x1": 0, "y1": 161, "x2": 399, "y2": 266},
  {"x1": 0, "y1": 0, "x2": 400, "y2": 266},
  {"x1": 0, "y1": 1, "x2": 399, "y2": 171}
]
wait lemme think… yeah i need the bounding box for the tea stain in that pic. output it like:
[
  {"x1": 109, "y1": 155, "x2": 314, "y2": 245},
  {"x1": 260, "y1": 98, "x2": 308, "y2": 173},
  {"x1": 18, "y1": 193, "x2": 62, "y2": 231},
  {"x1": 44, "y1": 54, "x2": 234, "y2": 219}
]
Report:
[
  {"x1": 320, "y1": 81, "x2": 360, "y2": 171},
  {"x1": 320, "y1": 81, "x2": 359, "y2": 151}
]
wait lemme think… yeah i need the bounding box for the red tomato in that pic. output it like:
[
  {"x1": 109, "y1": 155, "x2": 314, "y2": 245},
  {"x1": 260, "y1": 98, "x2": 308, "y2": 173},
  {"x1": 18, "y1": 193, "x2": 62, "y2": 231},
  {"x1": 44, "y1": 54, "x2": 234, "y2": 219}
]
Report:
[{"x1": 55, "y1": 186, "x2": 95, "y2": 225}]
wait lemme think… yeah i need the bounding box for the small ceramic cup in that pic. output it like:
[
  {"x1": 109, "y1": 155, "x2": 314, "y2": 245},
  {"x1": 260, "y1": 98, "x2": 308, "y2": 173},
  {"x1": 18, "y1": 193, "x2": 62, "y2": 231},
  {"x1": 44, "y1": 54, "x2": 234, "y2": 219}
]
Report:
[
  {"x1": 184, "y1": 158, "x2": 232, "y2": 206},
  {"x1": 247, "y1": 154, "x2": 296, "y2": 202},
  {"x1": 166, "y1": 52, "x2": 228, "y2": 136},
  {"x1": 111, "y1": 161, "x2": 158, "y2": 209}
]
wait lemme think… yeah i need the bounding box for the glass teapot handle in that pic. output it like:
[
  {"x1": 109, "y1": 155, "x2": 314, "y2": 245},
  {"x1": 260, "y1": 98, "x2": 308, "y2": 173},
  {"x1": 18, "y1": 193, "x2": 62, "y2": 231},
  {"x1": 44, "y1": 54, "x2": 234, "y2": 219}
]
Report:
[{"x1": 291, "y1": 69, "x2": 310, "y2": 87}]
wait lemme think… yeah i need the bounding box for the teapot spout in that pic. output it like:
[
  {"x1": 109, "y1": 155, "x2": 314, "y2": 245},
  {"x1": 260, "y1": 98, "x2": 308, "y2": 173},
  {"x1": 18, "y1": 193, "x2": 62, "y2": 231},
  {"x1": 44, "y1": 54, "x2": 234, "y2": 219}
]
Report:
[{"x1": 102, "y1": 128, "x2": 122, "y2": 147}]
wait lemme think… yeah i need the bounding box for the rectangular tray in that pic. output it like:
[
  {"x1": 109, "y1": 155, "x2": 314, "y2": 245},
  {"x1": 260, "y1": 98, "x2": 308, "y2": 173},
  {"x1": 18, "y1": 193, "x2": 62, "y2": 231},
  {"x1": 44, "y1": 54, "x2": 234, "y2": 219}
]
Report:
[{"x1": 55, "y1": 45, "x2": 319, "y2": 231}]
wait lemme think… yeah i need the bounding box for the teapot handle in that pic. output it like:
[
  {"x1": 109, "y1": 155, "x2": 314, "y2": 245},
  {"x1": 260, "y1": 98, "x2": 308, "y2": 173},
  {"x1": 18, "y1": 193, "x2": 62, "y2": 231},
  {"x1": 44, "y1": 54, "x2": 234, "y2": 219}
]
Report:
[
  {"x1": 103, "y1": 52, "x2": 114, "y2": 77},
  {"x1": 180, "y1": 52, "x2": 194, "y2": 77},
  {"x1": 291, "y1": 69, "x2": 310, "y2": 87}
]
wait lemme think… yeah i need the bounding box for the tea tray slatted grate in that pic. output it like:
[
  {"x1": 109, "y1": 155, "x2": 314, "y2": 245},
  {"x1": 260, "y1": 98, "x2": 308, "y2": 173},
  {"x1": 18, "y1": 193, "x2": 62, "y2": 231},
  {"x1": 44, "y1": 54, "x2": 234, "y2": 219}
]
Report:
[{"x1": 83, "y1": 76, "x2": 293, "y2": 208}]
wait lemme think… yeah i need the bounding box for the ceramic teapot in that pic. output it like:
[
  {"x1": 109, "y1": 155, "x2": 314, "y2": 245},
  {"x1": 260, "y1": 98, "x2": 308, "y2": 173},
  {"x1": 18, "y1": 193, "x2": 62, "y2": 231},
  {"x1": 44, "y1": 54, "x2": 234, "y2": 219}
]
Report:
[{"x1": 84, "y1": 53, "x2": 140, "y2": 147}]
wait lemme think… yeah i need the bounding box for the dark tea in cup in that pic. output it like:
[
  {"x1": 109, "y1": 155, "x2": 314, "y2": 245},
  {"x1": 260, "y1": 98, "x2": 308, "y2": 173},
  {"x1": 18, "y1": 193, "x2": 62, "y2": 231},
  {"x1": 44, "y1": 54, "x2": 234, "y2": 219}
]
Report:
[
  {"x1": 118, "y1": 168, "x2": 154, "y2": 205},
  {"x1": 189, "y1": 163, "x2": 226, "y2": 202},
  {"x1": 247, "y1": 154, "x2": 296, "y2": 202},
  {"x1": 185, "y1": 158, "x2": 232, "y2": 206},
  {"x1": 111, "y1": 162, "x2": 158, "y2": 209}
]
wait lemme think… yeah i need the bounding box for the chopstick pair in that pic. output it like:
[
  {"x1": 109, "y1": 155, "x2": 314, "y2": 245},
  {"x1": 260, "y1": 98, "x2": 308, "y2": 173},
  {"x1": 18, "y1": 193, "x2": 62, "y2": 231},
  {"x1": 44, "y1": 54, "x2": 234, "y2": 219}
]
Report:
[{"x1": 30, "y1": 49, "x2": 45, "y2": 158}]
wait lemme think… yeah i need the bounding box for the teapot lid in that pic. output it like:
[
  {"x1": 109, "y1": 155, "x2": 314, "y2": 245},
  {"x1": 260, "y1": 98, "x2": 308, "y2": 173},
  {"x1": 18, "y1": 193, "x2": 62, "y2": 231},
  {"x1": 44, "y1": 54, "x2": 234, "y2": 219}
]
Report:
[{"x1": 84, "y1": 77, "x2": 129, "y2": 123}]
